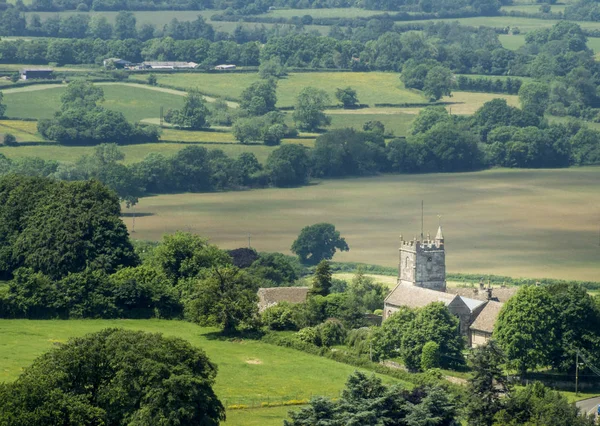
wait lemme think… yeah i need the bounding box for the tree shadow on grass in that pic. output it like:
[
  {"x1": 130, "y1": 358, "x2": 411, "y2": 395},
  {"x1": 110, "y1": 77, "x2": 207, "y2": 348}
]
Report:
[{"x1": 121, "y1": 212, "x2": 155, "y2": 218}]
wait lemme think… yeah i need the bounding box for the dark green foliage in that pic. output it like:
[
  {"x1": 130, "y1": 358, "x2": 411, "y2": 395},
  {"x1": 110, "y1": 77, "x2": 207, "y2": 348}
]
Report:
[
  {"x1": 371, "y1": 306, "x2": 415, "y2": 361},
  {"x1": 285, "y1": 371, "x2": 459, "y2": 426},
  {"x1": 423, "y1": 65, "x2": 453, "y2": 101},
  {"x1": 420, "y1": 341, "x2": 441, "y2": 371},
  {"x1": 335, "y1": 87, "x2": 359, "y2": 108},
  {"x1": 151, "y1": 231, "x2": 231, "y2": 284},
  {"x1": 227, "y1": 247, "x2": 259, "y2": 268},
  {"x1": 295, "y1": 326, "x2": 322, "y2": 346},
  {"x1": 261, "y1": 302, "x2": 297, "y2": 330},
  {"x1": 318, "y1": 318, "x2": 347, "y2": 347},
  {"x1": 291, "y1": 223, "x2": 349, "y2": 265},
  {"x1": 240, "y1": 79, "x2": 277, "y2": 116},
  {"x1": 248, "y1": 252, "x2": 301, "y2": 286},
  {"x1": 466, "y1": 341, "x2": 510, "y2": 426},
  {"x1": 164, "y1": 89, "x2": 210, "y2": 130},
  {"x1": 147, "y1": 73, "x2": 157, "y2": 85},
  {"x1": 312, "y1": 128, "x2": 386, "y2": 177},
  {"x1": 0, "y1": 175, "x2": 138, "y2": 280},
  {"x1": 372, "y1": 303, "x2": 464, "y2": 371},
  {"x1": 266, "y1": 144, "x2": 311, "y2": 187},
  {"x1": 518, "y1": 82, "x2": 550, "y2": 117},
  {"x1": 494, "y1": 285, "x2": 561, "y2": 373},
  {"x1": 494, "y1": 382, "x2": 595, "y2": 426},
  {"x1": 401, "y1": 303, "x2": 465, "y2": 371},
  {"x1": 292, "y1": 87, "x2": 331, "y2": 131},
  {"x1": 0, "y1": 328, "x2": 225, "y2": 426},
  {"x1": 2, "y1": 133, "x2": 16, "y2": 146},
  {"x1": 232, "y1": 111, "x2": 293, "y2": 146},
  {"x1": 311, "y1": 260, "x2": 332, "y2": 296},
  {"x1": 183, "y1": 266, "x2": 260, "y2": 333}
]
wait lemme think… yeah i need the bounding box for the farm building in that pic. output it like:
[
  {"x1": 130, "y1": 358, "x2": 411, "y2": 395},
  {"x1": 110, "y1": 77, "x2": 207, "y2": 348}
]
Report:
[
  {"x1": 20, "y1": 68, "x2": 53, "y2": 80},
  {"x1": 383, "y1": 227, "x2": 515, "y2": 347},
  {"x1": 257, "y1": 287, "x2": 309, "y2": 312},
  {"x1": 103, "y1": 58, "x2": 131, "y2": 68},
  {"x1": 142, "y1": 61, "x2": 198, "y2": 70},
  {"x1": 215, "y1": 64, "x2": 236, "y2": 70}
]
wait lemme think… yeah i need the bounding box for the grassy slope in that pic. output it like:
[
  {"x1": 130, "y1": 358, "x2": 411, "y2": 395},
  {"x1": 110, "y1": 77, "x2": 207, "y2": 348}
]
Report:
[
  {"x1": 404, "y1": 16, "x2": 600, "y2": 32},
  {"x1": 131, "y1": 72, "x2": 428, "y2": 107},
  {"x1": 125, "y1": 167, "x2": 600, "y2": 281},
  {"x1": 0, "y1": 319, "x2": 401, "y2": 398},
  {"x1": 3, "y1": 84, "x2": 185, "y2": 122}
]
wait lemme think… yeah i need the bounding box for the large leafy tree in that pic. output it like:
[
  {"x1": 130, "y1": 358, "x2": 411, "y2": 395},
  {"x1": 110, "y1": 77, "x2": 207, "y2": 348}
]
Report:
[
  {"x1": 239, "y1": 79, "x2": 277, "y2": 116},
  {"x1": 494, "y1": 285, "x2": 560, "y2": 374},
  {"x1": 423, "y1": 65, "x2": 453, "y2": 101},
  {"x1": 1, "y1": 176, "x2": 138, "y2": 280},
  {"x1": 291, "y1": 223, "x2": 349, "y2": 265},
  {"x1": 0, "y1": 329, "x2": 225, "y2": 426},
  {"x1": 371, "y1": 306, "x2": 416, "y2": 361},
  {"x1": 165, "y1": 89, "x2": 210, "y2": 130},
  {"x1": 185, "y1": 266, "x2": 260, "y2": 333},
  {"x1": 518, "y1": 81, "x2": 550, "y2": 116},
  {"x1": 401, "y1": 302, "x2": 465, "y2": 371},
  {"x1": 310, "y1": 260, "x2": 332, "y2": 296},
  {"x1": 292, "y1": 87, "x2": 331, "y2": 131},
  {"x1": 266, "y1": 144, "x2": 311, "y2": 187}
]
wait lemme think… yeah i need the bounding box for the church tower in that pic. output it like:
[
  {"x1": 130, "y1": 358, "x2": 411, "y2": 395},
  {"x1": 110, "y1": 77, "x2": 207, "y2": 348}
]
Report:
[{"x1": 398, "y1": 226, "x2": 446, "y2": 292}]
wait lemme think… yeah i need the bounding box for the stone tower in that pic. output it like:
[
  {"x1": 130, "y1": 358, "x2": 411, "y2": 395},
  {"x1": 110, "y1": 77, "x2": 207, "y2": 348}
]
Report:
[{"x1": 398, "y1": 226, "x2": 446, "y2": 292}]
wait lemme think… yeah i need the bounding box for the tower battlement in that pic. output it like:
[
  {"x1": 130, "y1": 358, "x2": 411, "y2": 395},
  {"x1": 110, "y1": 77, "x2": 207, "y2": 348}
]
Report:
[{"x1": 398, "y1": 226, "x2": 446, "y2": 292}]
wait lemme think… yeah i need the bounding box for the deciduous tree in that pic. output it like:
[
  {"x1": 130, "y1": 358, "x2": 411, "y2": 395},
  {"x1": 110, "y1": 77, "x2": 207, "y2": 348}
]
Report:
[{"x1": 291, "y1": 223, "x2": 349, "y2": 265}]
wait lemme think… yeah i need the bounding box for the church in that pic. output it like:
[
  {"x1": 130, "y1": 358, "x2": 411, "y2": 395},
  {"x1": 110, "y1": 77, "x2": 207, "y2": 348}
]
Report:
[{"x1": 383, "y1": 225, "x2": 517, "y2": 347}]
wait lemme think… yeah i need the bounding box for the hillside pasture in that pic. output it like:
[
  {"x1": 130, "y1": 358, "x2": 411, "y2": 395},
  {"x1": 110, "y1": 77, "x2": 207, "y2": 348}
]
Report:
[
  {"x1": 132, "y1": 72, "x2": 428, "y2": 107},
  {"x1": 0, "y1": 319, "x2": 403, "y2": 425},
  {"x1": 2, "y1": 83, "x2": 185, "y2": 122},
  {"x1": 126, "y1": 167, "x2": 600, "y2": 281}
]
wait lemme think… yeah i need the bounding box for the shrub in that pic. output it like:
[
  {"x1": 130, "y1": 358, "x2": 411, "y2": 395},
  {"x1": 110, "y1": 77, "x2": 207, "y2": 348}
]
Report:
[
  {"x1": 296, "y1": 326, "x2": 321, "y2": 346},
  {"x1": 261, "y1": 303, "x2": 298, "y2": 331},
  {"x1": 3, "y1": 133, "x2": 17, "y2": 146},
  {"x1": 317, "y1": 318, "x2": 347, "y2": 347},
  {"x1": 421, "y1": 341, "x2": 441, "y2": 371}
]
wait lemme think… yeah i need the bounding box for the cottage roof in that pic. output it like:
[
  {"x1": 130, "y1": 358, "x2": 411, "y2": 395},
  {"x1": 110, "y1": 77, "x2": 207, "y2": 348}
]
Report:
[
  {"x1": 470, "y1": 300, "x2": 504, "y2": 333},
  {"x1": 257, "y1": 286, "x2": 309, "y2": 311},
  {"x1": 447, "y1": 286, "x2": 518, "y2": 303},
  {"x1": 459, "y1": 296, "x2": 486, "y2": 312},
  {"x1": 385, "y1": 283, "x2": 458, "y2": 309}
]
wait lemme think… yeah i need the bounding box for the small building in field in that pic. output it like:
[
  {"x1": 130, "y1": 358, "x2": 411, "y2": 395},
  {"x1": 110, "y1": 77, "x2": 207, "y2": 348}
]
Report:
[
  {"x1": 257, "y1": 287, "x2": 309, "y2": 312},
  {"x1": 20, "y1": 68, "x2": 53, "y2": 80},
  {"x1": 215, "y1": 64, "x2": 236, "y2": 70},
  {"x1": 103, "y1": 58, "x2": 131, "y2": 68},
  {"x1": 142, "y1": 61, "x2": 198, "y2": 70}
]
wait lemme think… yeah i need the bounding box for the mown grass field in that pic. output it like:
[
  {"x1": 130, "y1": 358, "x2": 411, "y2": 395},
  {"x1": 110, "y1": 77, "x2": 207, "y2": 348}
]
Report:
[
  {"x1": 126, "y1": 167, "x2": 600, "y2": 281},
  {"x1": 0, "y1": 319, "x2": 404, "y2": 425},
  {"x1": 131, "y1": 72, "x2": 428, "y2": 106},
  {"x1": 2, "y1": 83, "x2": 185, "y2": 122}
]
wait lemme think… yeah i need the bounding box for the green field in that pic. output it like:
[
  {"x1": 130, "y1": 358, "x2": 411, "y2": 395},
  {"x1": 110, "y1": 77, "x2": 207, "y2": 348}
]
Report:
[
  {"x1": 21, "y1": 11, "x2": 329, "y2": 34},
  {"x1": 131, "y1": 72, "x2": 428, "y2": 107},
  {"x1": 0, "y1": 319, "x2": 404, "y2": 425},
  {"x1": 404, "y1": 16, "x2": 600, "y2": 32},
  {"x1": 501, "y1": 4, "x2": 567, "y2": 13},
  {"x1": 3, "y1": 83, "x2": 185, "y2": 122},
  {"x1": 125, "y1": 167, "x2": 600, "y2": 281},
  {"x1": 263, "y1": 7, "x2": 381, "y2": 18}
]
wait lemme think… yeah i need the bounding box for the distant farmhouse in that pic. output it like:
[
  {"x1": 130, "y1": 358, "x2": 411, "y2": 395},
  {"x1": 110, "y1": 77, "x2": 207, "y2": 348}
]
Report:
[
  {"x1": 384, "y1": 226, "x2": 517, "y2": 347},
  {"x1": 20, "y1": 68, "x2": 53, "y2": 80},
  {"x1": 103, "y1": 58, "x2": 131, "y2": 69},
  {"x1": 215, "y1": 64, "x2": 236, "y2": 70},
  {"x1": 141, "y1": 61, "x2": 198, "y2": 70}
]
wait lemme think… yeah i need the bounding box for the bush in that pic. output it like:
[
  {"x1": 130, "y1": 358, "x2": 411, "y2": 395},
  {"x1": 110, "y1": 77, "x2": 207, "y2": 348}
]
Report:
[
  {"x1": 3, "y1": 133, "x2": 17, "y2": 146},
  {"x1": 317, "y1": 318, "x2": 347, "y2": 347},
  {"x1": 421, "y1": 341, "x2": 441, "y2": 370},
  {"x1": 261, "y1": 303, "x2": 298, "y2": 331},
  {"x1": 296, "y1": 326, "x2": 321, "y2": 346}
]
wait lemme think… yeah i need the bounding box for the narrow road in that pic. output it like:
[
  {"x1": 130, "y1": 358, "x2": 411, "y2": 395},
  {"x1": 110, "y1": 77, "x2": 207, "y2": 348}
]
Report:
[{"x1": 576, "y1": 396, "x2": 600, "y2": 417}]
